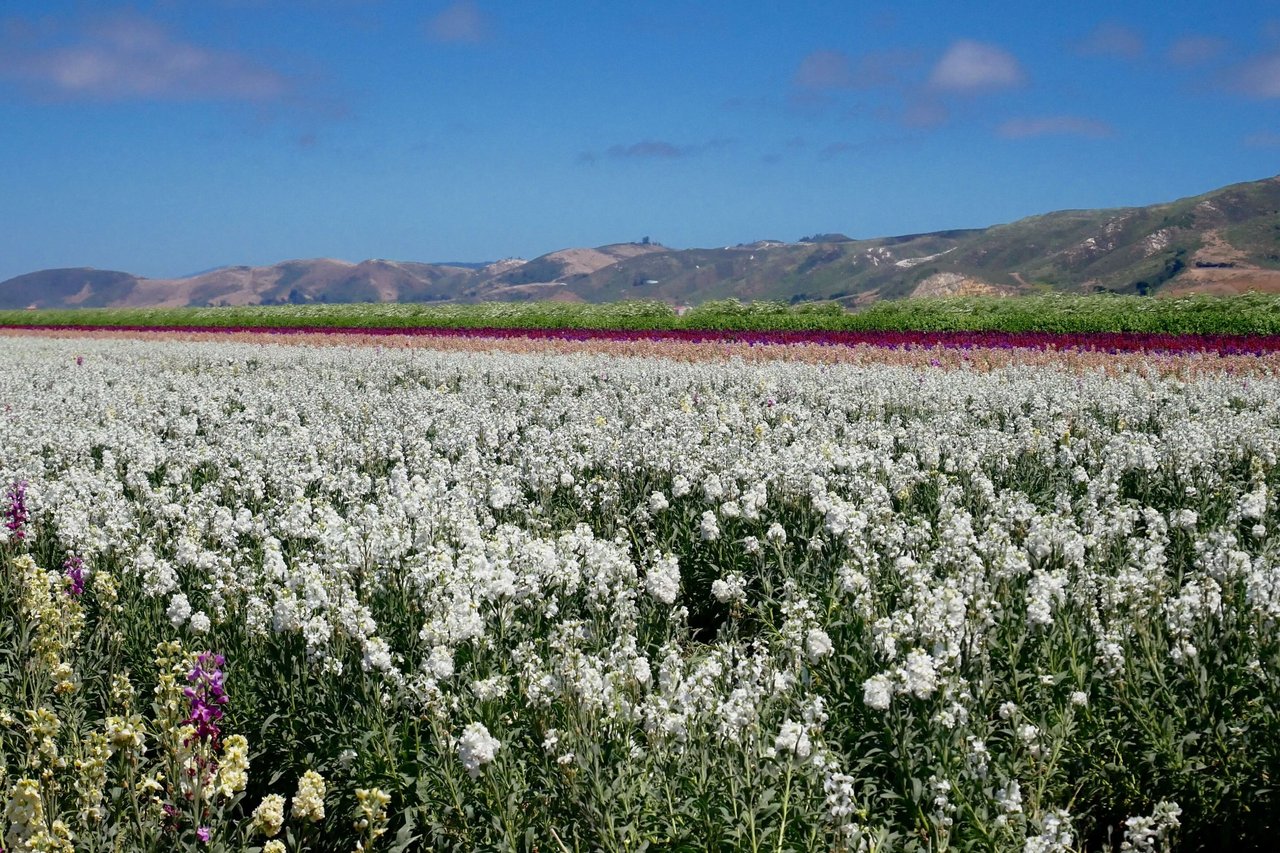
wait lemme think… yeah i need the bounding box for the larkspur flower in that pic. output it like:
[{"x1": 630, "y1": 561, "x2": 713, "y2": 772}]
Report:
[
  {"x1": 4, "y1": 479, "x2": 29, "y2": 542},
  {"x1": 184, "y1": 652, "x2": 229, "y2": 744},
  {"x1": 62, "y1": 554, "x2": 86, "y2": 597}
]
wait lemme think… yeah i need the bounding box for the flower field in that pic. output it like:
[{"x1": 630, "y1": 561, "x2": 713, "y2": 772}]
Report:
[{"x1": 2, "y1": 333, "x2": 1279, "y2": 851}]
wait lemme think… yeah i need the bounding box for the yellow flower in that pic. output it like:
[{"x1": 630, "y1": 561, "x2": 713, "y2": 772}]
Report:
[
  {"x1": 52, "y1": 662, "x2": 78, "y2": 696},
  {"x1": 216, "y1": 735, "x2": 250, "y2": 798},
  {"x1": 292, "y1": 769, "x2": 326, "y2": 823},
  {"x1": 354, "y1": 786, "x2": 391, "y2": 844},
  {"x1": 252, "y1": 794, "x2": 286, "y2": 838},
  {"x1": 104, "y1": 714, "x2": 146, "y2": 754}
]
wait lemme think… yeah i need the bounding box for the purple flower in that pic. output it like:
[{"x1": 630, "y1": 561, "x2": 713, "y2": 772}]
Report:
[
  {"x1": 4, "y1": 480, "x2": 29, "y2": 542},
  {"x1": 196, "y1": 826, "x2": 211, "y2": 843},
  {"x1": 63, "y1": 554, "x2": 85, "y2": 596},
  {"x1": 185, "y1": 652, "x2": 229, "y2": 744}
]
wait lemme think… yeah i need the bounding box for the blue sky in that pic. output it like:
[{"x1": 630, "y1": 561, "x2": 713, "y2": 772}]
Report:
[{"x1": 1, "y1": 0, "x2": 1277, "y2": 281}]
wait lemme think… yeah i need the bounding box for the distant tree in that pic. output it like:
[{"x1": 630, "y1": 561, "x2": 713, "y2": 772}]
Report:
[{"x1": 641, "y1": 236, "x2": 651, "y2": 245}]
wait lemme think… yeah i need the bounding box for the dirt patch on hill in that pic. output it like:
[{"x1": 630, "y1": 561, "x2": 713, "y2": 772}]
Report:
[
  {"x1": 910, "y1": 272, "x2": 1006, "y2": 298},
  {"x1": 1191, "y1": 229, "x2": 1249, "y2": 268},
  {"x1": 1164, "y1": 267, "x2": 1280, "y2": 296},
  {"x1": 540, "y1": 244, "x2": 663, "y2": 278}
]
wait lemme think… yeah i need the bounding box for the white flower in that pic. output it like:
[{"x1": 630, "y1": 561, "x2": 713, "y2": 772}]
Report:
[
  {"x1": 699, "y1": 511, "x2": 720, "y2": 542},
  {"x1": 188, "y1": 611, "x2": 211, "y2": 633},
  {"x1": 805, "y1": 628, "x2": 834, "y2": 662},
  {"x1": 702, "y1": 474, "x2": 724, "y2": 501},
  {"x1": 1070, "y1": 691, "x2": 1088, "y2": 707},
  {"x1": 645, "y1": 554, "x2": 681, "y2": 605},
  {"x1": 167, "y1": 593, "x2": 192, "y2": 628},
  {"x1": 362, "y1": 637, "x2": 393, "y2": 672},
  {"x1": 862, "y1": 673, "x2": 894, "y2": 711},
  {"x1": 541, "y1": 729, "x2": 560, "y2": 752},
  {"x1": 773, "y1": 720, "x2": 812, "y2": 760},
  {"x1": 996, "y1": 780, "x2": 1023, "y2": 813},
  {"x1": 1023, "y1": 808, "x2": 1074, "y2": 853},
  {"x1": 425, "y1": 646, "x2": 455, "y2": 680},
  {"x1": 823, "y1": 771, "x2": 855, "y2": 820},
  {"x1": 457, "y1": 723, "x2": 501, "y2": 778},
  {"x1": 711, "y1": 572, "x2": 746, "y2": 604},
  {"x1": 671, "y1": 475, "x2": 691, "y2": 498},
  {"x1": 1239, "y1": 485, "x2": 1268, "y2": 520},
  {"x1": 899, "y1": 649, "x2": 938, "y2": 699},
  {"x1": 647, "y1": 491, "x2": 669, "y2": 512},
  {"x1": 1121, "y1": 801, "x2": 1181, "y2": 852},
  {"x1": 471, "y1": 676, "x2": 509, "y2": 701},
  {"x1": 765, "y1": 523, "x2": 787, "y2": 544},
  {"x1": 1026, "y1": 569, "x2": 1067, "y2": 627}
]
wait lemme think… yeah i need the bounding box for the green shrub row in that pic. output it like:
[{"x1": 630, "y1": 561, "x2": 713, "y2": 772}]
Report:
[{"x1": 4, "y1": 293, "x2": 1280, "y2": 336}]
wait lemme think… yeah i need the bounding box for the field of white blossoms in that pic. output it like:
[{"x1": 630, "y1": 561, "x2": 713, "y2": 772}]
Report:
[{"x1": 2, "y1": 334, "x2": 1279, "y2": 852}]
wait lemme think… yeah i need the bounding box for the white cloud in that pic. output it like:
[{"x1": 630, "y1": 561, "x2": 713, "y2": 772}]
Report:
[
  {"x1": 998, "y1": 116, "x2": 1114, "y2": 139},
  {"x1": 579, "y1": 138, "x2": 735, "y2": 164},
  {"x1": 1244, "y1": 131, "x2": 1280, "y2": 147},
  {"x1": 1228, "y1": 53, "x2": 1280, "y2": 98},
  {"x1": 792, "y1": 48, "x2": 920, "y2": 92},
  {"x1": 426, "y1": 1, "x2": 489, "y2": 44},
  {"x1": 1166, "y1": 35, "x2": 1227, "y2": 66},
  {"x1": 1075, "y1": 22, "x2": 1144, "y2": 60},
  {"x1": 793, "y1": 50, "x2": 854, "y2": 90},
  {"x1": 928, "y1": 40, "x2": 1025, "y2": 93},
  {"x1": 0, "y1": 14, "x2": 288, "y2": 102}
]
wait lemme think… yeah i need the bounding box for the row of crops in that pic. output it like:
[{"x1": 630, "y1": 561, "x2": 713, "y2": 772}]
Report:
[{"x1": 4, "y1": 293, "x2": 1280, "y2": 336}]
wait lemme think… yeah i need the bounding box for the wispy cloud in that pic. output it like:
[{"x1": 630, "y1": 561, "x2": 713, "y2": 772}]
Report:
[
  {"x1": 1224, "y1": 53, "x2": 1280, "y2": 98},
  {"x1": 426, "y1": 1, "x2": 490, "y2": 44},
  {"x1": 793, "y1": 50, "x2": 855, "y2": 90},
  {"x1": 998, "y1": 115, "x2": 1114, "y2": 139},
  {"x1": 899, "y1": 97, "x2": 949, "y2": 128},
  {"x1": 1074, "y1": 22, "x2": 1145, "y2": 60},
  {"x1": 608, "y1": 140, "x2": 688, "y2": 159},
  {"x1": 793, "y1": 48, "x2": 919, "y2": 92},
  {"x1": 1244, "y1": 131, "x2": 1280, "y2": 147},
  {"x1": 0, "y1": 13, "x2": 289, "y2": 102},
  {"x1": 927, "y1": 40, "x2": 1025, "y2": 93},
  {"x1": 817, "y1": 134, "x2": 919, "y2": 159},
  {"x1": 579, "y1": 138, "x2": 733, "y2": 164},
  {"x1": 1166, "y1": 35, "x2": 1227, "y2": 66}
]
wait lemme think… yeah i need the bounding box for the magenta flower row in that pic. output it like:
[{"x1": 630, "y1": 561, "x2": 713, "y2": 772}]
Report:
[{"x1": 17, "y1": 323, "x2": 1280, "y2": 354}]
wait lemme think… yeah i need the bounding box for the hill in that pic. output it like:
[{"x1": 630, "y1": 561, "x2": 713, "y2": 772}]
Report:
[{"x1": 3, "y1": 176, "x2": 1277, "y2": 309}]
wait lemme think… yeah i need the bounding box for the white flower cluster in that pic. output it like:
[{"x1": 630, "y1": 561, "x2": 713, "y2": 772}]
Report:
[{"x1": 457, "y1": 722, "x2": 501, "y2": 778}]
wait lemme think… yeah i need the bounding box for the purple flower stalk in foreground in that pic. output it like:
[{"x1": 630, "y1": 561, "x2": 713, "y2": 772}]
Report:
[
  {"x1": 4, "y1": 480, "x2": 29, "y2": 542},
  {"x1": 63, "y1": 554, "x2": 86, "y2": 596},
  {"x1": 184, "y1": 652, "x2": 229, "y2": 745},
  {"x1": 196, "y1": 826, "x2": 211, "y2": 843}
]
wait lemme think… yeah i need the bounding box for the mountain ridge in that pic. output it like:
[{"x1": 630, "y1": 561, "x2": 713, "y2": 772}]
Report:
[{"x1": 4, "y1": 175, "x2": 1278, "y2": 310}]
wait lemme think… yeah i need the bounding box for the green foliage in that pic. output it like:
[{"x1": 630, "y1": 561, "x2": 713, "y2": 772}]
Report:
[{"x1": 4, "y1": 292, "x2": 1280, "y2": 336}]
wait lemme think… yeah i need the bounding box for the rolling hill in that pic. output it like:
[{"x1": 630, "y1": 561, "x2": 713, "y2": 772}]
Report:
[{"x1": 3, "y1": 175, "x2": 1278, "y2": 310}]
